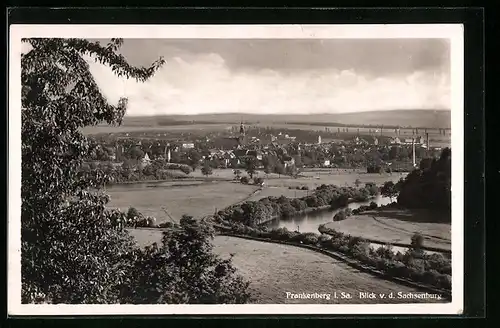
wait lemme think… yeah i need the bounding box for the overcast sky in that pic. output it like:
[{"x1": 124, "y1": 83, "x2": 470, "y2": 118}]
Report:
[{"x1": 86, "y1": 38, "x2": 450, "y2": 116}]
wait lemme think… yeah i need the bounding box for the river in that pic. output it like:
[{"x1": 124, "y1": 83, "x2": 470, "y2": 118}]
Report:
[
  {"x1": 266, "y1": 195, "x2": 393, "y2": 233},
  {"x1": 266, "y1": 195, "x2": 448, "y2": 256}
]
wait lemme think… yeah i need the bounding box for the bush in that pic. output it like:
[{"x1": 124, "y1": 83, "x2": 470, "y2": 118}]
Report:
[
  {"x1": 179, "y1": 165, "x2": 192, "y2": 175},
  {"x1": 411, "y1": 232, "x2": 425, "y2": 250},
  {"x1": 254, "y1": 177, "x2": 264, "y2": 185},
  {"x1": 351, "y1": 242, "x2": 370, "y2": 258},
  {"x1": 333, "y1": 210, "x2": 349, "y2": 221},
  {"x1": 158, "y1": 221, "x2": 174, "y2": 228},
  {"x1": 375, "y1": 244, "x2": 395, "y2": 260},
  {"x1": 369, "y1": 201, "x2": 378, "y2": 209},
  {"x1": 347, "y1": 236, "x2": 365, "y2": 249},
  {"x1": 293, "y1": 232, "x2": 319, "y2": 245},
  {"x1": 301, "y1": 186, "x2": 309, "y2": 190},
  {"x1": 127, "y1": 207, "x2": 142, "y2": 221},
  {"x1": 318, "y1": 234, "x2": 332, "y2": 245},
  {"x1": 280, "y1": 203, "x2": 297, "y2": 218},
  {"x1": 240, "y1": 176, "x2": 249, "y2": 184}
]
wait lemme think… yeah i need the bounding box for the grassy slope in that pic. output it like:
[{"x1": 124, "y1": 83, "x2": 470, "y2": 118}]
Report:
[
  {"x1": 324, "y1": 208, "x2": 451, "y2": 251},
  {"x1": 128, "y1": 231, "x2": 446, "y2": 304},
  {"x1": 213, "y1": 236, "x2": 446, "y2": 304}
]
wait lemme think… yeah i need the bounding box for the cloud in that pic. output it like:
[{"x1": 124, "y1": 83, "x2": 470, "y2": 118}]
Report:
[{"x1": 87, "y1": 51, "x2": 450, "y2": 116}]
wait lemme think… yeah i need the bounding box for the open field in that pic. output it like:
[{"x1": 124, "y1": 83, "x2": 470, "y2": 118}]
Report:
[
  {"x1": 264, "y1": 171, "x2": 408, "y2": 189},
  {"x1": 107, "y1": 181, "x2": 258, "y2": 223},
  {"x1": 212, "y1": 236, "x2": 446, "y2": 304},
  {"x1": 246, "y1": 186, "x2": 309, "y2": 202},
  {"x1": 127, "y1": 231, "x2": 446, "y2": 303},
  {"x1": 193, "y1": 168, "x2": 407, "y2": 188},
  {"x1": 106, "y1": 169, "x2": 405, "y2": 223},
  {"x1": 324, "y1": 208, "x2": 451, "y2": 251},
  {"x1": 188, "y1": 168, "x2": 284, "y2": 180}
]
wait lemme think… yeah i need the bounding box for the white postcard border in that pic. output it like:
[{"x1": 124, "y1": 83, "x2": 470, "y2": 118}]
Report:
[{"x1": 8, "y1": 24, "x2": 464, "y2": 316}]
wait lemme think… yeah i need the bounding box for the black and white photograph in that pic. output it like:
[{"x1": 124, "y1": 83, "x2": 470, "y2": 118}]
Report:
[{"x1": 8, "y1": 24, "x2": 464, "y2": 315}]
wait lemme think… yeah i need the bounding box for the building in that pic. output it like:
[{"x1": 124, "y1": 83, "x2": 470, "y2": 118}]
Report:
[
  {"x1": 283, "y1": 157, "x2": 295, "y2": 168},
  {"x1": 141, "y1": 153, "x2": 151, "y2": 166},
  {"x1": 182, "y1": 143, "x2": 195, "y2": 149},
  {"x1": 237, "y1": 122, "x2": 247, "y2": 147},
  {"x1": 390, "y1": 137, "x2": 402, "y2": 145}
]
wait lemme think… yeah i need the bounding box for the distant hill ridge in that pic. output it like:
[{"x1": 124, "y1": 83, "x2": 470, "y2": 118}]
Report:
[{"x1": 122, "y1": 110, "x2": 451, "y2": 129}]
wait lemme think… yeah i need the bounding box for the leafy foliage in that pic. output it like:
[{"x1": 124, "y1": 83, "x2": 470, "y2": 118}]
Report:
[
  {"x1": 121, "y1": 216, "x2": 251, "y2": 304},
  {"x1": 244, "y1": 157, "x2": 258, "y2": 179},
  {"x1": 215, "y1": 184, "x2": 378, "y2": 227},
  {"x1": 381, "y1": 181, "x2": 398, "y2": 201},
  {"x1": 21, "y1": 38, "x2": 249, "y2": 304},
  {"x1": 201, "y1": 160, "x2": 213, "y2": 177},
  {"x1": 21, "y1": 38, "x2": 164, "y2": 304}
]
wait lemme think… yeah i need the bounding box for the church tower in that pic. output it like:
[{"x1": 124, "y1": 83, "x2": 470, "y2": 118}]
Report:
[
  {"x1": 239, "y1": 121, "x2": 245, "y2": 136},
  {"x1": 238, "y1": 121, "x2": 246, "y2": 146}
]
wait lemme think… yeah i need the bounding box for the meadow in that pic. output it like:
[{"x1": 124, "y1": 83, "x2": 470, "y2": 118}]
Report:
[
  {"x1": 263, "y1": 169, "x2": 407, "y2": 190},
  {"x1": 106, "y1": 169, "x2": 405, "y2": 224},
  {"x1": 212, "y1": 236, "x2": 446, "y2": 304},
  {"x1": 127, "y1": 230, "x2": 446, "y2": 304},
  {"x1": 107, "y1": 180, "x2": 259, "y2": 223},
  {"x1": 324, "y1": 207, "x2": 451, "y2": 251}
]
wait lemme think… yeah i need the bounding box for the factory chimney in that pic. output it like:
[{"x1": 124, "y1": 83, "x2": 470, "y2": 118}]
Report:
[
  {"x1": 412, "y1": 138, "x2": 416, "y2": 167},
  {"x1": 426, "y1": 133, "x2": 430, "y2": 149}
]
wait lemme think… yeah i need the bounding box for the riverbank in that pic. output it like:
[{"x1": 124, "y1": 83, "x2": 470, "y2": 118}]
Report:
[
  {"x1": 257, "y1": 204, "x2": 332, "y2": 226},
  {"x1": 321, "y1": 210, "x2": 451, "y2": 253},
  {"x1": 257, "y1": 196, "x2": 382, "y2": 227},
  {"x1": 318, "y1": 224, "x2": 450, "y2": 255}
]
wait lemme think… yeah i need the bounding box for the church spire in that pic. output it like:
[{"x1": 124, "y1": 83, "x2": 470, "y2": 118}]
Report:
[{"x1": 239, "y1": 121, "x2": 245, "y2": 136}]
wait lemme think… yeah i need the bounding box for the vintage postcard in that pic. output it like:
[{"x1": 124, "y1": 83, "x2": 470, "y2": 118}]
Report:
[{"x1": 8, "y1": 24, "x2": 464, "y2": 315}]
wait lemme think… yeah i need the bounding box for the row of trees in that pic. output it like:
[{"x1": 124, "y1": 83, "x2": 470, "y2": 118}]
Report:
[
  {"x1": 21, "y1": 38, "x2": 250, "y2": 304},
  {"x1": 80, "y1": 159, "x2": 193, "y2": 184},
  {"x1": 214, "y1": 183, "x2": 380, "y2": 227}
]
